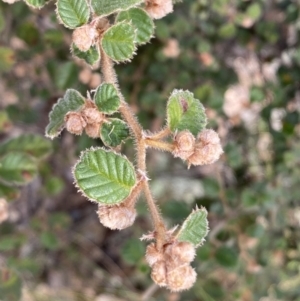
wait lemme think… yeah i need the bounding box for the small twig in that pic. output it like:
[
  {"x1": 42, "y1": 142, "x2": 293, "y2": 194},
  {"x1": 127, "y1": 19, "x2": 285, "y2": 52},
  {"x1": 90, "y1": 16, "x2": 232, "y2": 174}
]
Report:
[
  {"x1": 141, "y1": 283, "x2": 158, "y2": 301},
  {"x1": 215, "y1": 163, "x2": 231, "y2": 216},
  {"x1": 146, "y1": 127, "x2": 171, "y2": 140},
  {"x1": 145, "y1": 139, "x2": 174, "y2": 153},
  {"x1": 100, "y1": 48, "x2": 167, "y2": 248},
  {"x1": 143, "y1": 181, "x2": 166, "y2": 250}
]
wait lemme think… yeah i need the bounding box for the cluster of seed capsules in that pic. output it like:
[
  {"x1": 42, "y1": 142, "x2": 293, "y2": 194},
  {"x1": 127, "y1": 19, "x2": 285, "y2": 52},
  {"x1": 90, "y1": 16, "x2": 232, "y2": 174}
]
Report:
[{"x1": 146, "y1": 240, "x2": 197, "y2": 291}]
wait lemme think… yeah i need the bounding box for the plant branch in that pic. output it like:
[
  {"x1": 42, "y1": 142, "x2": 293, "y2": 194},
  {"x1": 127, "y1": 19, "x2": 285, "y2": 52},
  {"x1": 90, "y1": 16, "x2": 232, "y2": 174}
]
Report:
[
  {"x1": 143, "y1": 180, "x2": 166, "y2": 250},
  {"x1": 100, "y1": 48, "x2": 167, "y2": 247},
  {"x1": 145, "y1": 139, "x2": 174, "y2": 153},
  {"x1": 145, "y1": 127, "x2": 171, "y2": 140},
  {"x1": 100, "y1": 47, "x2": 142, "y2": 140}
]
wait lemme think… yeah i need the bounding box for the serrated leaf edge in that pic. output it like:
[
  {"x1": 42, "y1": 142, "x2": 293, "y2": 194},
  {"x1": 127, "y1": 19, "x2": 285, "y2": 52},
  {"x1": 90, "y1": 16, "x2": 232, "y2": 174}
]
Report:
[
  {"x1": 0, "y1": 134, "x2": 52, "y2": 160},
  {"x1": 24, "y1": 0, "x2": 49, "y2": 9},
  {"x1": 166, "y1": 89, "x2": 208, "y2": 136},
  {"x1": 0, "y1": 151, "x2": 38, "y2": 187},
  {"x1": 45, "y1": 89, "x2": 85, "y2": 139},
  {"x1": 176, "y1": 206, "x2": 209, "y2": 248},
  {"x1": 72, "y1": 146, "x2": 137, "y2": 205},
  {"x1": 91, "y1": 0, "x2": 144, "y2": 18},
  {"x1": 100, "y1": 118, "x2": 129, "y2": 147},
  {"x1": 101, "y1": 21, "x2": 138, "y2": 63},
  {"x1": 93, "y1": 83, "x2": 121, "y2": 114},
  {"x1": 116, "y1": 8, "x2": 155, "y2": 46},
  {"x1": 55, "y1": 0, "x2": 90, "y2": 29},
  {"x1": 70, "y1": 43, "x2": 101, "y2": 69}
]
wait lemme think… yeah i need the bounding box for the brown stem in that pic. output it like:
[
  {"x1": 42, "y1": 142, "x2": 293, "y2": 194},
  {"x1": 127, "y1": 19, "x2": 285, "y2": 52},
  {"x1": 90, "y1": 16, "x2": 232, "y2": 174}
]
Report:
[
  {"x1": 100, "y1": 47, "x2": 118, "y2": 86},
  {"x1": 100, "y1": 48, "x2": 166, "y2": 247},
  {"x1": 145, "y1": 139, "x2": 174, "y2": 153},
  {"x1": 119, "y1": 101, "x2": 143, "y2": 140},
  {"x1": 143, "y1": 181, "x2": 166, "y2": 251},
  {"x1": 123, "y1": 178, "x2": 145, "y2": 208},
  {"x1": 146, "y1": 127, "x2": 171, "y2": 140},
  {"x1": 100, "y1": 47, "x2": 143, "y2": 140}
]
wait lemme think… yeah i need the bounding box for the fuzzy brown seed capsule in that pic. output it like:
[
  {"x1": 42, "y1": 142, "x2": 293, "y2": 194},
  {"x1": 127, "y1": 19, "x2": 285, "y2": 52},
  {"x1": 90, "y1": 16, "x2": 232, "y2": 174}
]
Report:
[
  {"x1": 151, "y1": 261, "x2": 167, "y2": 287},
  {"x1": 0, "y1": 198, "x2": 8, "y2": 224},
  {"x1": 167, "y1": 264, "x2": 197, "y2": 292},
  {"x1": 187, "y1": 129, "x2": 223, "y2": 166},
  {"x1": 198, "y1": 129, "x2": 221, "y2": 145},
  {"x1": 173, "y1": 130, "x2": 195, "y2": 160},
  {"x1": 95, "y1": 18, "x2": 110, "y2": 36},
  {"x1": 165, "y1": 241, "x2": 196, "y2": 264},
  {"x1": 72, "y1": 25, "x2": 99, "y2": 52},
  {"x1": 82, "y1": 107, "x2": 104, "y2": 124},
  {"x1": 145, "y1": 0, "x2": 173, "y2": 20},
  {"x1": 85, "y1": 123, "x2": 101, "y2": 138},
  {"x1": 65, "y1": 112, "x2": 87, "y2": 135},
  {"x1": 146, "y1": 243, "x2": 163, "y2": 267},
  {"x1": 97, "y1": 204, "x2": 136, "y2": 230}
]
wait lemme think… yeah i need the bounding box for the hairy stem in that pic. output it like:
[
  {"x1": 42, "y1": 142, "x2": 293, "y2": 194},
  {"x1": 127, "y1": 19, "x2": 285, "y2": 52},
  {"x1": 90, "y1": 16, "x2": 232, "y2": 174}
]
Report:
[
  {"x1": 100, "y1": 48, "x2": 166, "y2": 246},
  {"x1": 146, "y1": 127, "x2": 171, "y2": 140},
  {"x1": 143, "y1": 181, "x2": 166, "y2": 250},
  {"x1": 145, "y1": 139, "x2": 174, "y2": 152},
  {"x1": 100, "y1": 47, "x2": 142, "y2": 140},
  {"x1": 123, "y1": 178, "x2": 145, "y2": 208}
]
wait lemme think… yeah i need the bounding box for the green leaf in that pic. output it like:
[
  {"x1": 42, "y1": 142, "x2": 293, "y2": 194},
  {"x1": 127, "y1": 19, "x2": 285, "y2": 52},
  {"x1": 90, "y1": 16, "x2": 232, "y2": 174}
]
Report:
[
  {"x1": 197, "y1": 244, "x2": 211, "y2": 261},
  {"x1": 116, "y1": 8, "x2": 154, "y2": 45},
  {"x1": 56, "y1": 0, "x2": 90, "y2": 29},
  {"x1": 0, "y1": 47, "x2": 15, "y2": 72},
  {"x1": 215, "y1": 246, "x2": 238, "y2": 268},
  {"x1": 167, "y1": 89, "x2": 207, "y2": 136},
  {"x1": 91, "y1": 0, "x2": 143, "y2": 17},
  {"x1": 0, "y1": 7, "x2": 5, "y2": 34},
  {"x1": 74, "y1": 148, "x2": 136, "y2": 205},
  {"x1": 0, "y1": 111, "x2": 12, "y2": 133},
  {"x1": 246, "y1": 3, "x2": 262, "y2": 20},
  {"x1": 0, "y1": 236, "x2": 22, "y2": 252},
  {"x1": 101, "y1": 22, "x2": 136, "y2": 62},
  {"x1": 40, "y1": 232, "x2": 59, "y2": 250},
  {"x1": 100, "y1": 118, "x2": 129, "y2": 147},
  {"x1": 48, "y1": 61, "x2": 79, "y2": 90},
  {"x1": 0, "y1": 183, "x2": 20, "y2": 202},
  {"x1": 177, "y1": 207, "x2": 209, "y2": 247},
  {"x1": 218, "y1": 23, "x2": 236, "y2": 38},
  {"x1": 45, "y1": 176, "x2": 65, "y2": 196},
  {"x1": 72, "y1": 44, "x2": 100, "y2": 67},
  {"x1": 0, "y1": 268, "x2": 22, "y2": 301},
  {"x1": 121, "y1": 238, "x2": 145, "y2": 265},
  {"x1": 0, "y1": 152, "x2": 37, "y2": 186},
  {"x1": 0, "y1": 134, "x2": 52, "y2": 159},
  {"x1": 24, "y1": 0, "x2": 48, "y2": 9},
  {"x1": 94, "y1": 83, "x2": 120, "y2": 114},
  {"x1": 45, "y1": 89, "x2": 85, "y2": 139}
]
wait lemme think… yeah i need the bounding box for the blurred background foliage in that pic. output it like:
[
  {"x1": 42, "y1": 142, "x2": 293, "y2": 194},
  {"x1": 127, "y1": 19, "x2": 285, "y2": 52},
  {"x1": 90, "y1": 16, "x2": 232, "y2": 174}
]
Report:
[{"x1": 0, "y1": 0, "x2": 300, "y2": 300}]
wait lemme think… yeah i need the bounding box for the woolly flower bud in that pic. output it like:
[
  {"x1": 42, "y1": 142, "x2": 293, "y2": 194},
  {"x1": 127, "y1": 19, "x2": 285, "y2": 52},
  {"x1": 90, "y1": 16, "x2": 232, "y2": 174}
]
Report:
[
  {"x1": 97, "y1": 204, "x2": 136, "y2": 230},
  {"x1": 82, "y1": 107, "x2": 104, "y2": 124},
  {"x1": 146, "y1": 243, "x2": 163, "y2": 267},
  {"x1": 0, "y1": 198, "x2": 8, "y2": 224},
  {"x1": 173, "y1": 131, "x2": 195, "y2": 160},
  {"x1": 198, "y1": 129, "x2": 220, "y2": 145},
  {"x1": 145, "y1": 0, "x2": 173, "y2": 20},
  {"x1": 85, "y1": 123, "x2": 101, "y2": 138},
  {"x1": 165, "y1": 241, "x2": 196, "y2": 264},
  {"x1": 72, "y1": 25, "x2": 98, "y2": 52},
  {"x1": 65, "y1": 112, "x2": 87, "y2": 135},
  {"x1": 151, "y1": 261, "x2": 167, "y2": 287},
  {"x1": 167, "y1": 264, "x2": 197, "y2": 292},
  {"x1": 187, "y1": 129, "x2": 223, "y2": 166}
]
